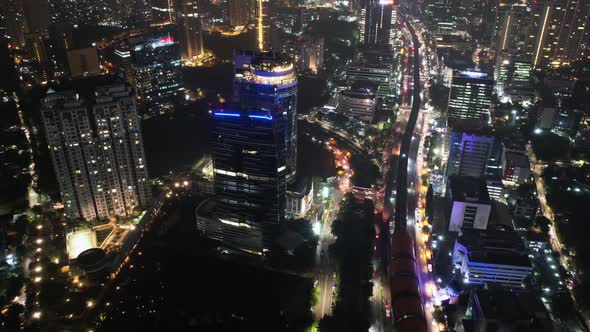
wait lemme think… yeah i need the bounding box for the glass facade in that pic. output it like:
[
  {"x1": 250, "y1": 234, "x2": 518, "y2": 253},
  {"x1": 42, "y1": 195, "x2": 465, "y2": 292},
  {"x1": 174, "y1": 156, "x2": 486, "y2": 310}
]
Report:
[{"x1": 210, "y1": 106, "x2": 288, "y2": 253}]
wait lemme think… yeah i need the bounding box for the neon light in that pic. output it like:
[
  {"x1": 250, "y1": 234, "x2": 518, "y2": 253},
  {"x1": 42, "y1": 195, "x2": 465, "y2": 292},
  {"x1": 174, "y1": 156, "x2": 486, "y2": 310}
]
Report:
[
  {"x1": 214, "y1": 112, "x2": 240, "y2": 117},
  {"x1": 248, "y1": 114, "x2": 273, "y2": 120},
  {"x1": 151, "y1": 36, "x2": 175, "y2": 49},
  {"x1": 459, "y1": 70, "x2": 488, "y2": 79}
]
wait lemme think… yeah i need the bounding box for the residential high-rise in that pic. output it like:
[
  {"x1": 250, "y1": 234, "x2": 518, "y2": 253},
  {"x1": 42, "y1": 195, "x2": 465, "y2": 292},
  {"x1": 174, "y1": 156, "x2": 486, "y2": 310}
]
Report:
[
  {"x1": 229, "y1": 0, "x2": 251, "y2": 27},
  {"x1": 297, "y1": 34, "x2": 324, "y2": 75},
  {"x1": 233, "y1": 50, "x2": 297, "y2": 182},
  {"x1": 491, "y1": 1, "x2": 530, "y2": 57},
  {"x1": 448, "y1": 70, "x2": 494, "y2": 125},
  {"x1": 198, "y1": 105, "x2": 289, "y2": 254},
  {"x1": 531, "y1": 0, "x2": 590, "y2": 68},
  {"x1": 446, "y1": 131, "x2": 498, "y2": 178},
  {"x1": 360, "y1": 0, "x2": 397, "y2": 47},
  {"x1": 115, "y1": 28, "x2": 183, "y2": 116},
  {"x1": 0, "y1": 0, "x2": 26, "y2": 49},
  {"x1": 41, "y1": 83, "x2": 152, "y2": 221},
  {"x1": 178, "y1": 1, "x2": 204, "y2": 61}
]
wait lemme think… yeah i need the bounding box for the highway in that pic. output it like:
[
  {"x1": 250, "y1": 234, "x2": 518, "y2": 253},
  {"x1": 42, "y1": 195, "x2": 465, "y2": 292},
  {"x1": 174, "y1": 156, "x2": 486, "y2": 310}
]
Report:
[{"x1": 380, "y1": 14, "x2": 439, "y2": 332}]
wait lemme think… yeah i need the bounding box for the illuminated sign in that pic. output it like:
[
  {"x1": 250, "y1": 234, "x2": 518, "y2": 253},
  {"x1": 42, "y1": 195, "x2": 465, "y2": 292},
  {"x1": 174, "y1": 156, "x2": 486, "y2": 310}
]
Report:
[
  {"x1": 151, "y1": 36, "x2": 175, "y2": 49},
  {"x1": 213, "y1": 112, "x2": 240, "y2": 117},
  {"x1": 248, "y1": 113, "x2": 273, "y2": 120},
  {"x1": 459, "y1": 70, "x2": 488, "y2": 79},
  {"x1": 213, "y1": 112, "x2": 273, "y2": 120}
]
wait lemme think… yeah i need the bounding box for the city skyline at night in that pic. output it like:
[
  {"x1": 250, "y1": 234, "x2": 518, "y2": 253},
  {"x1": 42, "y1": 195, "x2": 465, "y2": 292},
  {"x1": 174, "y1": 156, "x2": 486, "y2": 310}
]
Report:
[{"x1": 0, "y1": 0, "x2": 588, "y2": 331}]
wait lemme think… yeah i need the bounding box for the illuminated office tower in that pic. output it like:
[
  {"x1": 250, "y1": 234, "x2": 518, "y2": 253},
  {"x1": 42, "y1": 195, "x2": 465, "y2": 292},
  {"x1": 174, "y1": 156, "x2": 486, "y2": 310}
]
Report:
[
  {"x1": 360, "y1": 0, "x2": 396, "y2": 47},
  {"x1": 531, "y1": 0, "x2": 590, "y2": 68},
  {"x1": 200, "y1": 105, "x2": 288, "y2": 254},
  {"x1": 41, "y1": 84, "x2": 152, "y2": 221},
  {"x1": 178, "y1": 1, "x2": 204, "y2": 61},
  {"x1": 233, "y1": 51, "x2": 298, "y2": 183},
  {"x1": 448, "y1": 70, "x2": 494, "y2": 125},
  {"x1": 115, "y1": 29, "x2": 183, "y2": 115},
  {"x1": 491, "y1": 1, "x2": 530, "y2": 56},
  {"x1": 494, "y1": 51, "x2": 534, "y2": 100},
  {"x1": 425, "y1": 0, "x2": 456, "y2": 35}
]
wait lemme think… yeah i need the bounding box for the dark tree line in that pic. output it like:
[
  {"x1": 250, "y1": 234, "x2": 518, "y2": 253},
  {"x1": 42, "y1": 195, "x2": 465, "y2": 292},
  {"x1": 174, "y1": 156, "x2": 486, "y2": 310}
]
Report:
[{"x1": 320, "y1": 194, "x2": 375, "y2": 332}]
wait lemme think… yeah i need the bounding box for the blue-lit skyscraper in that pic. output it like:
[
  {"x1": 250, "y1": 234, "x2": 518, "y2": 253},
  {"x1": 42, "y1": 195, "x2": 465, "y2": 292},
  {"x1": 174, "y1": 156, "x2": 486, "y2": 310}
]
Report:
[
  {"x1": 233, "y1": 50, "x2": 298, "y2": 182},
  {"x1": 197, "y1": 105, "x2": 288, "y2": 254},
  {"x1": 115, "y1": 28, "x2": 183, "y2": 116}
]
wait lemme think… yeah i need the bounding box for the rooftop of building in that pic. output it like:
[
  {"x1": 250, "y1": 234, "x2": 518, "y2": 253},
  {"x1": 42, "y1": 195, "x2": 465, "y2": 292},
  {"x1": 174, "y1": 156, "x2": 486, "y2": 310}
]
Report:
[
  {"x1": 94, "y1": 84, "x2": 133, "y2": 102},
  {"x1": 457, "y1": 228, "x2": 525, "y2": 253},
  {"x1": 489, "y1": 201, "x2": 514, "y2": 231},
  {"x1": 287, "y1": 176, "x2": 312, "y2": 196},
  {"x1": 502, "y1": 136, "x2": 528, "y2": 152},
  {"x1": 504, "y1": 150, "x2": 530, "y2": 168},
  {"x1": 525, "y1": 229, "x2": 549, "y2": 243},
  {"x1": 448, "y1": 176, "x2": 491, "y2": 204},
  {"x1": 454, "y1": 69, "x2": 494, "y2": 82},
  {"x1": 468, "y1": 251, "x2": 531, "y2": 267},
  {"x1": 465, "y1": 289, "x2": 554, "y2": 332},
  {"x1": 43, "y1": 78, "x2": 133, "y2": 110},
  {"x1": 450, "y1": 126, "x2": 497, "y2": 139},
  {"x1": 356, "y1": 50, "x2": 395, "y2": 65},
  {"x1": 234, "y1": 50, "x2": 293, "y2": 71}
]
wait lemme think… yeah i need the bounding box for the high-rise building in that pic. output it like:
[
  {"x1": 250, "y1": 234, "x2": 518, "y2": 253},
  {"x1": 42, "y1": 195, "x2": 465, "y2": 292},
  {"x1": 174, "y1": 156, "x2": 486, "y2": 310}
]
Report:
[
  {"x1": 446, "y1": 131, "x2": 498, "y2": 178},
  {"x1": 41, "y1": 83, "x2": 152, "y2": 221},
  {"x1": 66, "y1": 47, "x2": 101, "y2": 78},
  {"x1": 446, "y1": 176, "x2": 492, "y2": 232},
  {"x1": 233, "y1": 51, "x2": 297, "y2": 182},
  {"x1": 297, "y1": 34, "x2": 324, "y2": 75},
  {"x1": 229, "y1": 0, "x2": 251, "y2": 27},
  {"x1": 360, "y1": 0, "x2": 396, "y2": 47},
  {"x1": 337, "y1": 83, "x2": 378, "y2": 122},
  {"x1": 151, "y1": 0, "x2": 175, "y2": 24},
  {"x1": 198, "y1": 105, "x2": 289, "y2": 254},
  {"x1": 0, "y1": 0, "x2": 26, "y2": 49},
  {"x1": 531, "y1": 0, "x2": 590, "y2": 68},
  {"x1": 452, "y1": 230, "x2": 533, "y2": 287},
  {"x1": 345, "y1": 49, "x2": 397, "y2": 100},
  {"x1": 502, "y1": 150, "x2": 531, "y2": 185},
  {"x1": 115, "y1": 29, "x2": 183, "y2": 116},
  {"x1": 178, "y1": 1, "x2": 204, "y2": 61},
  {"x1": 462, "y1": 290, "x2": 552, "y2": 329},
  {"x1": 491, "y1": 1, "x2": 530, "y2": 57},
  {"x1": 425, "y1": 0, "x2": 455, "y2": 35},
  {"x1": 254, "y1": 0, "x2": 278, "y2": 51},
  {"x1": 448, "y1": 70, "x2": 494, "y2": 125},
  {"x1": 495, "y1": 51, "x2": 534, "y2": 101}
]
